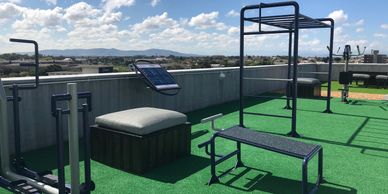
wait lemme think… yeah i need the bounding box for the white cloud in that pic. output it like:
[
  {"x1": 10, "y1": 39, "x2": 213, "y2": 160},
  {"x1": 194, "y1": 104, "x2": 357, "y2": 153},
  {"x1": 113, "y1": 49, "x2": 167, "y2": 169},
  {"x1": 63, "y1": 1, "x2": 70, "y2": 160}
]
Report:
[
  {"x1": 12, "y1": 7, "x2": 64, "y2": 30},
  {"x1": 328, "y1": 10, "x2": 348, "y2": 23},
  {"x1": 227, "y1": 26, "x2": 238, "y2": 35},
  {"x1": 42, "y1": 0, "x2": 57, "y2": 5},
  {"x1": 355, "y1": 19, "x2": 364, "y2": 26},
  {"x1": 102, "y1": 0, "x2": 135, "y2": 12},
  {"x1": 356, "y1": 28, "x2": 363, "y2": 33},
  {"x1": 346, "y1": 39, "x2": 368, "y2": 47},
  {"x1": 189, "y1": 11, "x2": 226, "y2": 30},
  {"x1": 132, "y1": 12, "x2": 178, "y2": 33},
  {"x1": 226, "y1": 9, "x2": 239, "y2": 17},
  {"x1": 150, "y1": 0, "x2": 160, "y2": 7},
  {"x1": 0, "y1": 0, "x2": 21, "y2": 4},
  {"x1": 64, "y1": 2, "x2": 100, "y2": 24},
  {"x1": 381, "y1": 24, "x2": 388, "y2": 29},
  {"x1": 300, "y1": 39, "x2": 321, "y2": 47},
  {"x1": 374, "y1": 33, "x2": 386, "y2": 38}
]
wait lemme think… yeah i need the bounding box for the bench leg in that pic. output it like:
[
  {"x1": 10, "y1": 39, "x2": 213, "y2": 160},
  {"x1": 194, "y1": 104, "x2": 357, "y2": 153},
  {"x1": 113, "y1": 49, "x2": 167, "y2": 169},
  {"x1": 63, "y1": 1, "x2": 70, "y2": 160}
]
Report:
[
  {"x1": 235, "y1": 142, "x2": 244, "y2": 168},
  {"x1": 208, "y1": 137, "x2": 220, "y2": 185},
  {"x1": 302, "y1": 148, "x2": 323, "y2": 194},
  {"x1": 302, "y1": 159, "x2": 308, "y2": 194},
  {"x1": 318, "y1": 149, "x2": 323, "y2": 183}
]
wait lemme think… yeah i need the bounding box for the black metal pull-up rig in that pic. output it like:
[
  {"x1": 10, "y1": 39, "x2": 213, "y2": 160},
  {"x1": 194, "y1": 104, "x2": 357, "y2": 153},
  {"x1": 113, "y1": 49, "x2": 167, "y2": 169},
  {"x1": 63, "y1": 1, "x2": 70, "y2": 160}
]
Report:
[{"x1": 239, "y1": 1, "x2": 334, "y2": 137}]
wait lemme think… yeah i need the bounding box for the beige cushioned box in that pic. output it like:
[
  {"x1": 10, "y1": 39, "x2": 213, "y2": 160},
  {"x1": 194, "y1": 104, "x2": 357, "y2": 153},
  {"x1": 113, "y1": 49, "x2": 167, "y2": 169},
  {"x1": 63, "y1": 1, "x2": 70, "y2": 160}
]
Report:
[{"x1": 95, "y1": 107, "x2": 187, "y2": 135}]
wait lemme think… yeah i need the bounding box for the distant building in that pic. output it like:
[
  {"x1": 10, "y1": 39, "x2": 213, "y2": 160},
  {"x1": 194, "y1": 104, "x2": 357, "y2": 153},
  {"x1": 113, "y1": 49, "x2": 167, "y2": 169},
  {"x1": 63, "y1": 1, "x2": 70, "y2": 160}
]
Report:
[
  {"x1": 81, "y1": 65, "x2": 114, "y2": 74},
  {"x1": 364, "y1": 50, "x2": 387, "y2": 63},
  {"x1": 48, "y1": 71, "x2": 81, "y2": 76},
  {"x1": 210, "y1": 64, "x2": 224, "y2": 68}
]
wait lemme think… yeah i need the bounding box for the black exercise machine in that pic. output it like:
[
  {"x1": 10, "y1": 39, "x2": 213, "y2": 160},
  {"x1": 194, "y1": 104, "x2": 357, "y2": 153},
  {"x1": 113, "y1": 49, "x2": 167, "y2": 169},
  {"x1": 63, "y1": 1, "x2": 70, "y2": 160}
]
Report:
[
  {"x1": 1, "y1": 38, "x2": 94, "y2": 194},
  {"x1": 1, "y1": 83, "x2": 40, "y2": 191},
  {"x1": 239, "y1": 1, "x2": 334, "y2": 137},
  {"x1": 51, "y1": 89, "x2": 95, "y2": 194},
  {"x1": 6, "y1": 39, "x2": 71, "y2": 193},
  {"x1": 334, "y1": 45, "x2": 366, "y2": 103}
]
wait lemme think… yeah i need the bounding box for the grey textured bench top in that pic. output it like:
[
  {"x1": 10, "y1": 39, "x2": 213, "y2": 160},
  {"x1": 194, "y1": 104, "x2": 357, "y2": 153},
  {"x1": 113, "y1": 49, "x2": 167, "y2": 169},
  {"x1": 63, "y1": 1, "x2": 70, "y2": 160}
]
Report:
[
  {"x1": 376, "y1": 75, "x2": 388, "y2": 79},
  {"x1": 353, "y1": 74, "x2": 370, "y2": 79},
  {"x1": 96, "y1": 107, "x2": 187, "y2": 135},
  {"x1": 297, "y1": 78, "x2": 321, "y2": 85},
  {"x1": 218, "y1": 126, "x2": 320, "y2": 159}
]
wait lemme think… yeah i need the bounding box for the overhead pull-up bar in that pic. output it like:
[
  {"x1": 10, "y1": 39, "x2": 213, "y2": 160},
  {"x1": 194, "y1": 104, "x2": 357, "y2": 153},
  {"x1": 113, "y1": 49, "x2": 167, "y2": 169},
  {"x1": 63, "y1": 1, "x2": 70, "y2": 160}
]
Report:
[{"x1": 239, "y1": 1, "x2": 334, "y2": 137}]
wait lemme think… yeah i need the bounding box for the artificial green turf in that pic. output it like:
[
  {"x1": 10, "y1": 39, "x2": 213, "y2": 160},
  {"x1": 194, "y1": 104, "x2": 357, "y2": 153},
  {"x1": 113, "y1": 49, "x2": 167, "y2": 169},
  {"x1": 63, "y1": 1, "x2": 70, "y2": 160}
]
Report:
[
  {"x1": 1, "y1": 97, "x2": 388, "y2": 194},
  {"x1": 322, "y1": 81, "x2": 388, "y2": 94}
]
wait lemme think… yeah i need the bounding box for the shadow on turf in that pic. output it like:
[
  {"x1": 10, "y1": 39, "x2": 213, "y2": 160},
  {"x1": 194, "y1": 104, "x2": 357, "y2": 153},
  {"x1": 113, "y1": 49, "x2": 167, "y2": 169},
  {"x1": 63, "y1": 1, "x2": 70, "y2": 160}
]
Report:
[
  {"x1": 257, "y1": 108, "x2": 388, "y2": 159},
  {"x1": 142, "y1": 155, "x2": 209, "y2": 183},
  {"x1": 218, "y1": 166, "x2": 356, "y2": 194},
  {"x1": 186, "y1": 97, "x2": 275, "y2": 125}
]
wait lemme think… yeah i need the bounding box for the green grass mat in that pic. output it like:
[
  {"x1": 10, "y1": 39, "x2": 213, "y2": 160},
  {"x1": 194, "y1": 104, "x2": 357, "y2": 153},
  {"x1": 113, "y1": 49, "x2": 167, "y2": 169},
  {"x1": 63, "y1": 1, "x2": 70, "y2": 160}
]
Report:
[{"x1": 1, "y1": 97, "x2": 388, "y2": 193}]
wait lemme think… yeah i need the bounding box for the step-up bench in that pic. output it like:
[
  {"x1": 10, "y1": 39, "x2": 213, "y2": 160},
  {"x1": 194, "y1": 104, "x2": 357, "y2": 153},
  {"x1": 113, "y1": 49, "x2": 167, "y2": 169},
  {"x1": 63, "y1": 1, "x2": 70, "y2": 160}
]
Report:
[
  {"x1": 199, "y1": 126, "x2": 323, "y2": 194},
  {"x1": 91, "y1": 107, "x2": 191, "y2": 174}
]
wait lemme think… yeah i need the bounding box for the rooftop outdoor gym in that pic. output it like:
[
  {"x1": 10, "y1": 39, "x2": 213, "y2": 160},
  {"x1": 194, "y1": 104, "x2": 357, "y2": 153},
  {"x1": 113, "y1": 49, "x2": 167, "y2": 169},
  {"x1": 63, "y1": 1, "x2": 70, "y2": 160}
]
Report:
[{"x1": 1, "y1": 1, "x2": 388, "y2": 194}]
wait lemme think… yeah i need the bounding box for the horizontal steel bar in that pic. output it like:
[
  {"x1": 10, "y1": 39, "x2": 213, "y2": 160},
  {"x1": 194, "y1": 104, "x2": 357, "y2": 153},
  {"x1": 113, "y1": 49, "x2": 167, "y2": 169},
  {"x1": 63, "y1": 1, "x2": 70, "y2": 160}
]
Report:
[
  {"x1": 215, "y1": 150, "x2": 240, "y2": 165},
  {"x1": 244, "y1": 77, "x2": 293, "y2": 82},
  {"x1": 244, "y1": 95, "x2": 290, "y2": 100},
  {"x1": 201, "y1": 113, "x2": 223, "y2": 124},
  {"x1": 244, "y1": 112, "x2": 292, "y2": 119},
  {"x1": 243, "y1": 30, "x2": 293, "y2": 35},
  {"x1": 298, "y1": 72, "x2": 328, "y2": 75},
  {"x1": 198, "y1": 140, "x2": 211, "y2": 148}
]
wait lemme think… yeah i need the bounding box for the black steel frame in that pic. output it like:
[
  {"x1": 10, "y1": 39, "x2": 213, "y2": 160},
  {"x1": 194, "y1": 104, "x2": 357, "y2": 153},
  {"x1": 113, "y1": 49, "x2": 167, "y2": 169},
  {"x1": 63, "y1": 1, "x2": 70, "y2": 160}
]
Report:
[
  {"x1": 239, "y1": 1, "x2": 334, "y2": 137},
  {"x1": 200, "y1": 127, "x2": 323, "y2": 194},
  {"x1": 51, "y1": 92, "x2": 95, "y2": 194}
]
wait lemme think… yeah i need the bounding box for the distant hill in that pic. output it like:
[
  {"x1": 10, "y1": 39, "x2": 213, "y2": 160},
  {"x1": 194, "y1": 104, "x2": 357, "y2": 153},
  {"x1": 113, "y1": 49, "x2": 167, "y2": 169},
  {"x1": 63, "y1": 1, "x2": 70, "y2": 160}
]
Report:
[{"x1": 39, "y1": 48, "x2": 198, "y2": 57}]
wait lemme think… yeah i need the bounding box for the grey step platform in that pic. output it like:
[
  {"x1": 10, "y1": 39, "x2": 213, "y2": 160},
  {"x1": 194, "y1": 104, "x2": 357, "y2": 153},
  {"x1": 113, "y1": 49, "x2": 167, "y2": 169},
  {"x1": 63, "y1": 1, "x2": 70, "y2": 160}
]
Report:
[
  {"x1": 200, "y1": 126, "x2": 323, "y2": 194},
  {"x1": 218, "y1": 126, "x2": 320, "y2": 159}
]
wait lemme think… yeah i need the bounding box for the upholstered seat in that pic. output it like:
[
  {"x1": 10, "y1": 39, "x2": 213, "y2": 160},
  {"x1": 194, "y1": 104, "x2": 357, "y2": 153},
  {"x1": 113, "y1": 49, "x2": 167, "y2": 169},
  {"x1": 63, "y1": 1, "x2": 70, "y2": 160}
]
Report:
[
  {"x1": 297, "y1": 78, "x2": 321, "y2": 85},
  {"x1": 96, "y1": 107, "x2": 187, "y2": 135}
]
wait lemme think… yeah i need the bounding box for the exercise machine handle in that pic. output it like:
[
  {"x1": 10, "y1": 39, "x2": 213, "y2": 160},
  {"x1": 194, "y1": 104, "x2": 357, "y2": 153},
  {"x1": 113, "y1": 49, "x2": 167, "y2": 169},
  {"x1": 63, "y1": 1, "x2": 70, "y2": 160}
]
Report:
[
  {"x1": 9, "y1": 38, "x2": 39, "y2": 89},
  {"x1": 51, "y1": 92, "x2": 92, "y2": 116}
]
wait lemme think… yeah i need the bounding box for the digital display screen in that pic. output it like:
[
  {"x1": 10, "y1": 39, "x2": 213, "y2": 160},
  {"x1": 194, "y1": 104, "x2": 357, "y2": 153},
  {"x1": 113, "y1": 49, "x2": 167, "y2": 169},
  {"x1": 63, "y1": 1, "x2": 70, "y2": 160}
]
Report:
[{"x1": 135, "y1": 64, "x2": 180, "y2": 90}]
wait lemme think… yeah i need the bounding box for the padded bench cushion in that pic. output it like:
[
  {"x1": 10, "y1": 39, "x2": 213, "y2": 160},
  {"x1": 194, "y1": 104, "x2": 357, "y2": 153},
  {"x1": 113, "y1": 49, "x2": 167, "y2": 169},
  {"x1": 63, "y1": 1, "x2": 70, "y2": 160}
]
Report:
[
  {"x1": 353, "y1": 74, "x2": 370, "y2": 79},
  {"x1": 95, "y1": 107, "x2": 187, "y2": 135},
  {"x1": 297, "y1": 78, "x2": 321, "y2": 85},
  {"x1": 376, "y1": 75, "x2": 388, "y2": 80}
]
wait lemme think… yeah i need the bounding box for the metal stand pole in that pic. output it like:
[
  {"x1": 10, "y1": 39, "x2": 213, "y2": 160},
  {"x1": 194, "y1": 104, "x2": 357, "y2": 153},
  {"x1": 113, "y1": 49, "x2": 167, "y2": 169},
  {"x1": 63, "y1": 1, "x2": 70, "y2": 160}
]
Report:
[{"x1": 68, "y1": 83, "x2": 80, "y2": 194}]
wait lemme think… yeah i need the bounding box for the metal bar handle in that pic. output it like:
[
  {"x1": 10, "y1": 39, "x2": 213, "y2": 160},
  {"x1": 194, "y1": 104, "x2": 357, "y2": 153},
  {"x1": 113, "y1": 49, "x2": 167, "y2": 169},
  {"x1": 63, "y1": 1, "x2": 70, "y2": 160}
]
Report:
[
  {"x1": 9, "y1": 38, "x2": 39, "y2": 89},
  {"x1": 51, "y1": 92, "x2": 92, "y2": 116}
]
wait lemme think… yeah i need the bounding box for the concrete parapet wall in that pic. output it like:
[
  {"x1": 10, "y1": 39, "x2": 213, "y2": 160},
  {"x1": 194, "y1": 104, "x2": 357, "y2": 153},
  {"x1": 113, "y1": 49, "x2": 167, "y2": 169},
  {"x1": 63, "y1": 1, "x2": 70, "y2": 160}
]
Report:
[{"x1": 1, "y1": 64, "x2": 315, "y2": 151}]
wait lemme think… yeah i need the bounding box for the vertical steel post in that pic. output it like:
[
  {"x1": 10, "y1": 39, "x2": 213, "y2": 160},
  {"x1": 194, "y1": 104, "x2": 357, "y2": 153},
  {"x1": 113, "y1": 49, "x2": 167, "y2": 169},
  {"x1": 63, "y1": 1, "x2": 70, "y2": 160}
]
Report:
[
  {"x1": 318, "y1": 149, "x2": 323, "y2": 182},
  {"x1": 82, "y1": 104, "x2": 92, "y2": 194},
  {"x1": 302, "y1": 160, "x2": 308, "y2": 194},
  {"x1": 55, "y1": 108, "x2": 66, "y2": 194},
  {"x1": 239, "y1": 8, "x2": 246, "y2": 127},
  {"x1": 287, "y1": 3, "x2": 300, "y2": 138},
  {"x1": 285, "y1": 32, "x2": 293, "y2": 109},
  {"x1": 325, "y1": 20, "x2": 334, "y2": 113},
  {"x1": 12, "y1": 84, "x2": 22, "y2": 164},
  {"x1": 68, "y1": 83, "x2": 80, "y2": 194}
]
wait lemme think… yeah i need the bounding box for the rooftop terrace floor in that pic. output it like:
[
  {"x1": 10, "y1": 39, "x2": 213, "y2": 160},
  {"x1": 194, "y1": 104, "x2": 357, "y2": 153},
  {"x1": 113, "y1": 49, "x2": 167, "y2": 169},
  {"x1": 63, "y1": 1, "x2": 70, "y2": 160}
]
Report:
[{"x1": 2, "y1": 97, "x2": 388, "y2": 194}]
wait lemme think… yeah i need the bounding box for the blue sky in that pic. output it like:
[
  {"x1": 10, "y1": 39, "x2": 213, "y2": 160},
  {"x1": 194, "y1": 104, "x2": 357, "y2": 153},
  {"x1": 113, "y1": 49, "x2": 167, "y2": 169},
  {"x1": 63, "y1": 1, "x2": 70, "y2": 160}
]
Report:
[{"x1": 0, "y1": 0, "x2": 387, "y2": 56}]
